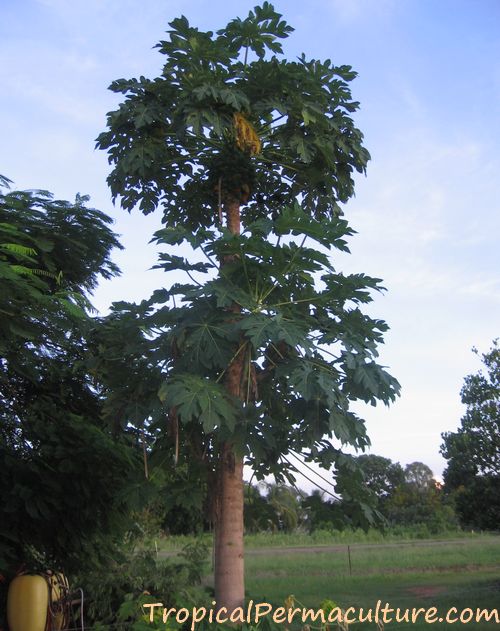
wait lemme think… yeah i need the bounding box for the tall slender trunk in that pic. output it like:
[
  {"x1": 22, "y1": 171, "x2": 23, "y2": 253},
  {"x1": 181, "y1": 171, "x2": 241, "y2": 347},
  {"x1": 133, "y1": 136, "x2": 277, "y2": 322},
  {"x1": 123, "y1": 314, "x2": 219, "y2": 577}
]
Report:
[
  {"x1": 214, "y1": 443, "x2": 244, "y2": 612},
  {"x1": 214, "y1": 197, "x2": 245, "y2": 613}
]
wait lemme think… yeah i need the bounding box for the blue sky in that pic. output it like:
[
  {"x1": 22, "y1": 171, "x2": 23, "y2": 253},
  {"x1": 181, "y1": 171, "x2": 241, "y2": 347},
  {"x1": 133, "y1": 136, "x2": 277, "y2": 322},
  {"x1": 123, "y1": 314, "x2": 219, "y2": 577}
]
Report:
[{"x1": 1, "y1": 0, "x2": 499, "y2": 485}]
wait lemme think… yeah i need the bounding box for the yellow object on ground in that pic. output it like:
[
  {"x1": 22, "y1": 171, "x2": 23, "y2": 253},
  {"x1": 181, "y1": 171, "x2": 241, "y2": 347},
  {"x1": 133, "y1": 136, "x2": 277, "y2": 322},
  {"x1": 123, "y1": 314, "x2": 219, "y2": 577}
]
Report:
[{"x1": 7, "y1": 574, "x2": 49, "y2": 631}]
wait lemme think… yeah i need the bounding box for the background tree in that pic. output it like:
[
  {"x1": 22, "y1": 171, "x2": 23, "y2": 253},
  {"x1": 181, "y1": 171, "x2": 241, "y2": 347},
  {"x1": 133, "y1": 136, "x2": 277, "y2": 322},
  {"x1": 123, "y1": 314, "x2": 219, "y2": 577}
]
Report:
[
  {"x1": 403, "y1": 461, "x2": 435, "y2": 492},
  {"x1": 244, "y1": 482, "x2": 304, "y2": 533},
  {"x1": 265, "y1": 483, "x2": 305, "y2": 532},
  {"x1": 244, "y1": 483, "x2": 277, "y2": 533},
  {"x1": 333, "y1": 454, "x2": 404, "y2": 527},
  {"x1": 334, "y1": 455, "x2": 456, "y2": 532},
  {"x1": 301, "y1": 490, "x2": 348, "y2": 532},
  {"x1": 356, "y1": 455, "x2": 405, "y2": 499},
  {"x1": 0, "y1": 178, "x2": 141, "y2": 583},
  {"x1": 97, "y1": 3, "x2": 400, "y2": 610},
  {"x1": 441, "y1": 340, "x2": 500, "y2": 529},
  {"x1": 384, "y1": 462, "x2": 456, "y2": 532}
]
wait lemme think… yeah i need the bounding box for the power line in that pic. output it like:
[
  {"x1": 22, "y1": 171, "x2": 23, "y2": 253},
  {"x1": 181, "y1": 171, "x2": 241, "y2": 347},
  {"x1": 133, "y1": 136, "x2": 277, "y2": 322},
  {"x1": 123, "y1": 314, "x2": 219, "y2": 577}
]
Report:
[
  {"x1": 281, "y1": 455, "x2": 340, "y2": 501},
  {"x1": 288, "y1": 449, "x2": 340, "y2": 498}
]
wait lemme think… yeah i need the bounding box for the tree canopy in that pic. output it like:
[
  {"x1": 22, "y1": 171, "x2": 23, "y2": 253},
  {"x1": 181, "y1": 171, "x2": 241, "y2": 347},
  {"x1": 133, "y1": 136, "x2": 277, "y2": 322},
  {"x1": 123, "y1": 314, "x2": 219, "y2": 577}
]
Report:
[{"x1": 97, "y1": 3, "x2": 369, "y2": 225}]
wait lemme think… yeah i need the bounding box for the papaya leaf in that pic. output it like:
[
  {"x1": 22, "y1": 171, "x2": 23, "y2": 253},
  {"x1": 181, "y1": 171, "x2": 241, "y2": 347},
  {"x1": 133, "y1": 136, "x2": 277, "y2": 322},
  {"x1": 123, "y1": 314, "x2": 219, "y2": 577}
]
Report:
[{"x1": 159, "y1": 374, "x2": 236, "y2": 431}]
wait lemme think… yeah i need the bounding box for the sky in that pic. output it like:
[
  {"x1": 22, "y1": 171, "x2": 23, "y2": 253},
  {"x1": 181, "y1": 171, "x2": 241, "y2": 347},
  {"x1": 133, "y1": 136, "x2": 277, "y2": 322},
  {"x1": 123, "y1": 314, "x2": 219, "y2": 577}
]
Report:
[{"x1": 1, "y1": 0, "x2": 499, "y2": 488}]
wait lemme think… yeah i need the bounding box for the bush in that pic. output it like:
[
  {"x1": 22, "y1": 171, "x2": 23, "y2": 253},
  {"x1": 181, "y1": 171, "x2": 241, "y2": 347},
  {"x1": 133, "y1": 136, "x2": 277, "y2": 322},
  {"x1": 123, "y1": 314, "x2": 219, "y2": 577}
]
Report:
[{"x1": 75, "y1": 541, "x2": 209, "y2": 630}]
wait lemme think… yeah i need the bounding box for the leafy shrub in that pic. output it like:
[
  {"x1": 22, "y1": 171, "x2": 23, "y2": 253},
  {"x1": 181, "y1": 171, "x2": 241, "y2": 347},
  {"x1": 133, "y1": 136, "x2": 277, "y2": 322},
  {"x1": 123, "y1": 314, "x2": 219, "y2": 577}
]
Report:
[{"x1": 75, "y1": 541, "x2": 209, "y2": 630}]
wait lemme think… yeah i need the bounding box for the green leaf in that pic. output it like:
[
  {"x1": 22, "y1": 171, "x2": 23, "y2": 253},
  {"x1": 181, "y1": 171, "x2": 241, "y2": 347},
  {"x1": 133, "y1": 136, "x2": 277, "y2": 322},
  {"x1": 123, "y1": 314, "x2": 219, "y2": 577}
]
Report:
[
  {"x1": 273, "y1": 202, "x2": 352, "y2": 250},
  {"x1": 290, "y1": 134, "x2": 313, "y2": 162},
  {"x1": 203, "y1": 277, "x2": 256, "y2": 310},
  {"x1": 178, "y1": 310, "x2": 238, "y2": 370},
  {"x1": 240, "y1": 313, "x2": 271, "y2": 348},
  {"x1": 153, "y1": 254, "x2": 212, "y2": 274},
  {"x1": 0, "y1": 242, "x2": 37, "y2": 257},
  {"x1": 159, "y1": 374, "x2": 236, "y2": 432}
]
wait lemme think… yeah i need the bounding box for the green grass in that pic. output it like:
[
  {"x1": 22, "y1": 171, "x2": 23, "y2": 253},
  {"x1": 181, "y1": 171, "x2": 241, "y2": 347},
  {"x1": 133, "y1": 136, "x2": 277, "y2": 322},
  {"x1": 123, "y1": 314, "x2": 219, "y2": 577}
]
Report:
[
  {"x1": 246, "y1": 571, "x2": 499, "y2": 630},
  {"x1": 242, "y1": 535, "x2": 500, "y2": 630},
  {"x1": 245, "y1": 538, "x2": 500, "y2": 575}
]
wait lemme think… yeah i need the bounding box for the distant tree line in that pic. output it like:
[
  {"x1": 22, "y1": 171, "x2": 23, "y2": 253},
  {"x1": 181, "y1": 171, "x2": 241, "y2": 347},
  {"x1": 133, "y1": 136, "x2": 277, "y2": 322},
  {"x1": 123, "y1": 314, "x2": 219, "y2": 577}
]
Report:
[{"x1": 145, "y1": 456, "x2": 457, "y2": 537}]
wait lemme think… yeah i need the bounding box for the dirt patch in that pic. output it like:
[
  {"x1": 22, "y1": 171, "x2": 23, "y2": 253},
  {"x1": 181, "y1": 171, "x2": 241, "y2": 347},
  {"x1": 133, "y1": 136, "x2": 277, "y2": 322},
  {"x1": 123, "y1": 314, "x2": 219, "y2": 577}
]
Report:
[{"x1": 406, "y1": 585, "x2": 446, "y2": 598}]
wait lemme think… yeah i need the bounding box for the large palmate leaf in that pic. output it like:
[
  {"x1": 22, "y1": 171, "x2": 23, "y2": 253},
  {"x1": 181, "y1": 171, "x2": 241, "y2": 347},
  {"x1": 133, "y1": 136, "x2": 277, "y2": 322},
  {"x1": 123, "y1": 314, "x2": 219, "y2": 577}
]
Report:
[
  {"x1": 241, "y1": 312, "x2": 313, "y2": 353},
  {"x1": 158, "y1": 374, "x2": 236, "y2": 432},
  {"x1": 274, "y1": 203, "x2": 353, "y2": 250}
]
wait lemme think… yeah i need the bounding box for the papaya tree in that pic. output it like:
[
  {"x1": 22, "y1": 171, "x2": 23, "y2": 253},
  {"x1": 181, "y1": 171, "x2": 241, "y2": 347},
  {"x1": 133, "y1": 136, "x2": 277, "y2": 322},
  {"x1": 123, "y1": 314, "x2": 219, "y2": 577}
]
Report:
[{"x1": 97, "y1": 3, "x2": 400, "y2": 612}]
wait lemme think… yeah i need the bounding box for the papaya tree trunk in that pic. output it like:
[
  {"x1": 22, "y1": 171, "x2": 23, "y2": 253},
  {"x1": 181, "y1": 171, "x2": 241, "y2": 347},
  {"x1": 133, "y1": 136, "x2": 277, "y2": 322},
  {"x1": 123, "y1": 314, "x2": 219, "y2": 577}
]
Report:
[
  {"x1": 214, "y1": 443, "x2": 244, "y2": 612},
  {"x1": 214, "y1": 196, "x2": 245, "y2": 612}
]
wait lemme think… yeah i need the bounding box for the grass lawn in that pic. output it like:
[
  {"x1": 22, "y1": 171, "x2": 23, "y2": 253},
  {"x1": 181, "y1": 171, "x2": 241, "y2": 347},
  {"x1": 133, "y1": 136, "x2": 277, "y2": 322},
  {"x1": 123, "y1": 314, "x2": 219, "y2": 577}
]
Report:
[
  {"x1": 246, "y1": 570, "x2": 499, "y2": 629},
  {"x1": 241, "y1": 535, "x2": 500, "y2": 629}
]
